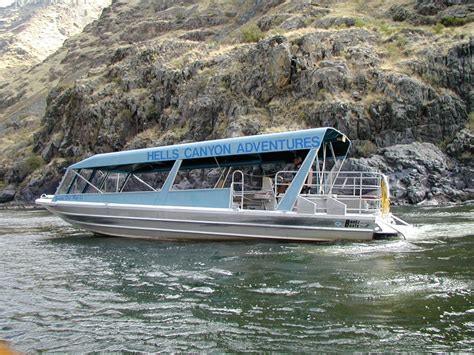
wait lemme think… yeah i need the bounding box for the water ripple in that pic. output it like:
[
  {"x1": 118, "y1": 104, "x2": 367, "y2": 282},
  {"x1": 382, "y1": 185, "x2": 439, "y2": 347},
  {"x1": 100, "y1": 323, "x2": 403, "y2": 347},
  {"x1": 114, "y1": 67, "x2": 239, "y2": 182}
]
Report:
[{"x1": 0, "y1": 208, "x2": 473, "y2": 352}]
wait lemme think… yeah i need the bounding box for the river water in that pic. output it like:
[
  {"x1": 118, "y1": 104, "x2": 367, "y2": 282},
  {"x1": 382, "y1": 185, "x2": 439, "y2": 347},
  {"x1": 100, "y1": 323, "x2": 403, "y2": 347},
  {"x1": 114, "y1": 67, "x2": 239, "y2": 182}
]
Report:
[{"x1": 0, "y1": 205, "x2": 473, "y2": 352}]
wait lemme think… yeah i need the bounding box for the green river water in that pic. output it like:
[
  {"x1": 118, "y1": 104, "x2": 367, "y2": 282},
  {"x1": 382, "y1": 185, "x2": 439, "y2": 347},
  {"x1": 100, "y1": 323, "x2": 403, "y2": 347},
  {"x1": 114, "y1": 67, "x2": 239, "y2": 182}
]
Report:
[{"x1": 0, "y1": 205, "x2": 473, "y2": 352}]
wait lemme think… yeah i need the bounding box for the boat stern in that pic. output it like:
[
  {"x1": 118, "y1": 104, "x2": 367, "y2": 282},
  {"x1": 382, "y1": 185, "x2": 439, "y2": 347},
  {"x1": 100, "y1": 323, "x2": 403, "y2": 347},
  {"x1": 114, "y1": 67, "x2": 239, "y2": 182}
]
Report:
[{"x1": 374, "y1": 213, "x2": 412, "y2": 239}]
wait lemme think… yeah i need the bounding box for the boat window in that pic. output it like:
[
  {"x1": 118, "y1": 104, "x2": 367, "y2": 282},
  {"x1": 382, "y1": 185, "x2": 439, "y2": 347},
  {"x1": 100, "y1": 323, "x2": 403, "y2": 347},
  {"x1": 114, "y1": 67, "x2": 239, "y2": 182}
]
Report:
[
  {"x1": 81, "y1": 170, "x2": 107, "y2": 194},
  {"x1": 65, "y1": 169, "x2": 95, "y2": 194},
  {"x1": 101, "y1": 173, "x2": 126, "y2": 193},
  {"x1": 121, "y1": 171, "x2": 170, "y2": 192},
  {"x1": 172, "y1": 168, "x2": 222, "y2": 190},
  {"x1": 170, "y1": 163, "x2": 285, "y2": 191},
  {"x1": 57, "y1": 168, "x2": 171, "y2": 195},
  {"x1": 56, "y1": 169, "x2": 75, "y2": 195}
]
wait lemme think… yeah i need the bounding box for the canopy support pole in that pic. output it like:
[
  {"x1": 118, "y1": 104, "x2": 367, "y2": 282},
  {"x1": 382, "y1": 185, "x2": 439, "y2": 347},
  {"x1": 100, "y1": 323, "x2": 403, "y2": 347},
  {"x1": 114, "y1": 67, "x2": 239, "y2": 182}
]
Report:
[
  {"x1": 276, "y1": 148, "x2": 318, "y2": 212},
  {"x1": 161, "y1": 159, "x2": 183, "y2": 192}
]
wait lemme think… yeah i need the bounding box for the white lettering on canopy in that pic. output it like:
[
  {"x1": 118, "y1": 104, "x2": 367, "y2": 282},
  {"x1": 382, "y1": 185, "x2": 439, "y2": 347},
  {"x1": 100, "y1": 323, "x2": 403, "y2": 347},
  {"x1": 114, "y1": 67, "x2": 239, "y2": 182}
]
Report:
[{"x1": 146, "y1": 136, "x2": 321, "y2": 162}]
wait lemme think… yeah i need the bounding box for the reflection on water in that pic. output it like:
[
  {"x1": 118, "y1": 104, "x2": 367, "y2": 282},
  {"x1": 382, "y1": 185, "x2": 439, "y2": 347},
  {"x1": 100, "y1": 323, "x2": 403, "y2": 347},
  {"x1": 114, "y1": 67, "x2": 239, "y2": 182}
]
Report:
[{"x1": 0, "y1": 206, "x2": 473, "y2": 352}]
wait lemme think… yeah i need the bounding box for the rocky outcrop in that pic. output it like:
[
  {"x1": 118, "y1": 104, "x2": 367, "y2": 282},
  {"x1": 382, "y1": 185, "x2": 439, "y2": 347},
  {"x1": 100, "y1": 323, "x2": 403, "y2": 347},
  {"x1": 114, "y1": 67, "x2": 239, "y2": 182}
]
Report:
[
  {"x1": 415, "y1": 0, "x2": 473, "y2": 17},
  {"x1": 388, "y1": 0, "x2": 473, "y2": 25},
  {"x1": 407, "y1": 37, "x2": 473, "y2": 111},
  {"x1": 447, "y1": 128, "x2": 474, "y2": 162},
  {"x1": 33, "y1": 27, "x2": 472, "y2": 161},
  {"x1": 15, "y1": 160, "x2": 68, "y2": 202}
]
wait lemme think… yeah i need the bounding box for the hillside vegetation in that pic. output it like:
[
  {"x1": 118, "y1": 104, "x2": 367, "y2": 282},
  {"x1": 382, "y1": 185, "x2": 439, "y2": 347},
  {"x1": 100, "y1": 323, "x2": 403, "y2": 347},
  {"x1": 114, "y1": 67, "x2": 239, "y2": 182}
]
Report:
[{"x1": 0, "y1": 0, "x2": 111, "y2": 73}]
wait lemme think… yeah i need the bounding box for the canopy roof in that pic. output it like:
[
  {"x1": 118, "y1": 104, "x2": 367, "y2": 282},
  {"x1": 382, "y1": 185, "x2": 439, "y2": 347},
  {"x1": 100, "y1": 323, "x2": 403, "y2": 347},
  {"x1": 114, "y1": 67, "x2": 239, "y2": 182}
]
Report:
[{"x1": 70, "y1": 127, "x2": 351, "y2": 170}]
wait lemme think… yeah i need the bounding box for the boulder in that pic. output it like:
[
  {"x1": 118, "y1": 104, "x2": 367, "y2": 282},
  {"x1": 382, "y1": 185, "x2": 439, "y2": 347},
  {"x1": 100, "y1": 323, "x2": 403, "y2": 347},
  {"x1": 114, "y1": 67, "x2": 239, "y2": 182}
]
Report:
[
  {"x1": 313, "y1": 16, "x2": 356, "y2": 29},
  {"x1": 447, "y1": 128, "x2": 474, "y2": 161},
  {"x1": 415, "y1": 0, "x2": 449, "y2": 16},
  {"x1": 0, "y1": 184, "x2": 16, "y2": 203},
  {"x1": 16, "y1": 161, "x2": 68, "y2": 203}
]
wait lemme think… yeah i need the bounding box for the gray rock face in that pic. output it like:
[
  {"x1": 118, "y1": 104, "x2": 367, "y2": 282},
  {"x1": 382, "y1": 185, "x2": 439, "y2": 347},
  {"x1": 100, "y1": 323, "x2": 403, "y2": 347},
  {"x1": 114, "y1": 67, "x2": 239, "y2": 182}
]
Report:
[
  {"x1": 415, "y1": 38, "x2": 473, "y2": 109},
  {"x1": 345, "y1": 142, "x2": 473, "y2": 204},
  {"x1": 415, "y1": 0, "x2": 472, "y2": 16},
  {"x1": 314, "y1": 16, "x2": 356, "y2": 29},
  {"x1": 15, "y1": 160, "x2": 68, "y2": 203},
  {"x1": 368, "y1": 73, "x2": 467, "y2": 146},
  {"x1": 241, "y1": 36, "x2": 292, "y2": 101},
  {"x1": 416, "y1": 0, "x2": 451, "y2": 16},
  {"x1": 447, "y1": 128, "x2": 474, "y2": 161},
  {"x1": 0, "y1": 184, "x2": 16, "y2": 203},
  {"x1": 388, "y1": 0, "x2": 473, "y2": 25}
]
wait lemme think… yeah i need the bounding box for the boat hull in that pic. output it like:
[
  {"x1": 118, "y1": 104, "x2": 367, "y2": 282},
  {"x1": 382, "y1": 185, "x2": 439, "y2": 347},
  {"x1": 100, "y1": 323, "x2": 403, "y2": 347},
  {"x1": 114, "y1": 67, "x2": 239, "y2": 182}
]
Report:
[{"x1": 36, "y1": 198, "x2": 381, "y2": 242}]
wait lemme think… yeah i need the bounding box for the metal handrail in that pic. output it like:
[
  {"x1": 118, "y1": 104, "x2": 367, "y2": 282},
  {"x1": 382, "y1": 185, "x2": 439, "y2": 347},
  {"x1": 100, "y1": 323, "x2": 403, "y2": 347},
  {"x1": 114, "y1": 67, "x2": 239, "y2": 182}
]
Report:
[
  {"x1": 275, "y1": 170, "x2": 386, "y2": 214},
  {"x1": 231, "y1": 170, "x2": 244, "y2": 209}
]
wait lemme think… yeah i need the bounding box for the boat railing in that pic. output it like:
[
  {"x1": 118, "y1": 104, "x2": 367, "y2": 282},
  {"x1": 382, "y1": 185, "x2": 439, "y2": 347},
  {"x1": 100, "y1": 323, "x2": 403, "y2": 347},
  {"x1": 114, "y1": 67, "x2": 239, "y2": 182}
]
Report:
[
  {"x1": 231, "y1": 170, "x2": 244, "y2": 209},
  {"x1": 275, "y1": 170, "x2": 385, "y2": 214},
  {"x1": 230, "y1": 171, "x2": 277, "y2": 210}
]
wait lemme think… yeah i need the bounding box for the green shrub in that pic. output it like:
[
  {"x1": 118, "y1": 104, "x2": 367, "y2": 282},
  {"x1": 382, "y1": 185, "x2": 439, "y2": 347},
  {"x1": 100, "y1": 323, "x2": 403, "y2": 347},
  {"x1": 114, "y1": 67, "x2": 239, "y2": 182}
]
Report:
[
  {"x1": 241, "y1": 24, "x2": 264, "y2": 43},
  {"x1": 303, "y1": 17, "x2": 315, "y2": 27},
  {"x1": 13, "y1": 154, "x2": 44, "y2": 181},
  {"x1": 439, "y1": 137, "x2": 450, "y2": 150},
  {"x1": 357, "y1": 140, "x2": 378, "y2": 157},
  {"x1": 440, "y1": 16, "x2": 469, "y2": 27},
  {"x1": 386, "y1": 43, "x2": 400, "y2": 60},
  {"x1": 24, "y1": 155, "x2": 43, "y2": 172},
  {"x1": 421, "y1": 73, "x2": 439, "y2": 86},
  {"x1": 395, "y1": 35, "x2": 408, "y2": 48},
  {"x1": 467, "y1": 112, "x2": 474, "y2": 131},
  {"x1": 197, "y1": 77, "x2": 210, "y2": 91},
  {"x1": 379, "y1": 22, "x2": 396, "y2": 36},
  {"x1": 117, "y1": 108, "x2": 133, "y2": 125},
  {"x1": 432, "y1": 22, "x2": 445, "y2": 34},
  {"x1": 175, "y1": 13, "x2": 186, "y2": 23},
  {"x1": 318, "y1": 88, "x2": 330, "y2": 100},
  {"x1": 111, "y1": 76, "x2": 122, "y2": 86},
  {"x1": 354, "y1": 18, "x2": 367, "y2": 28}
]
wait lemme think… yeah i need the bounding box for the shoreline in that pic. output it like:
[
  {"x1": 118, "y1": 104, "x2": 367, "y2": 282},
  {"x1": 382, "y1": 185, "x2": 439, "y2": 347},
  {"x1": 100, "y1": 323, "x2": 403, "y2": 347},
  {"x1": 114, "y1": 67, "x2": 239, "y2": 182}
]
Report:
[{"x1": 0, "y1": 204, "x2": 46, "y2": 211}]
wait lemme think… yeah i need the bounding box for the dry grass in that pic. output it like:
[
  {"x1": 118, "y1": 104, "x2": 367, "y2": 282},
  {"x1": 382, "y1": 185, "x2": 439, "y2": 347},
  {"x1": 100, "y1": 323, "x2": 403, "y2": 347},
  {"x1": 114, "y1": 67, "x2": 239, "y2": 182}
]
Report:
[
  {"x1": 207, "y1": 43, "x2": 246, "y2": 58},
  {"x1": 283, "y1": 27, "x2": 327, "y2": 40},
  {"x1": 468, "y1": 112, "x2": 474, "y2": 131},
  {"x1": 0, "y1": 125, "x2": 39, "y2": 168},
  {"x1": 263, "y1": 123, "x2": 306, "y2": 134}
]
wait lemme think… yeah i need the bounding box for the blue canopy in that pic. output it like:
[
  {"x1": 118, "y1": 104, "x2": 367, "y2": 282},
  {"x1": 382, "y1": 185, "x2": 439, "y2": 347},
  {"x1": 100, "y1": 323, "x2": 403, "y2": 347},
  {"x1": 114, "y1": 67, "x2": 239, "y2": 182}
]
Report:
[{"x1": 70, "y1": 127, "x2": 350, "y2": 170}]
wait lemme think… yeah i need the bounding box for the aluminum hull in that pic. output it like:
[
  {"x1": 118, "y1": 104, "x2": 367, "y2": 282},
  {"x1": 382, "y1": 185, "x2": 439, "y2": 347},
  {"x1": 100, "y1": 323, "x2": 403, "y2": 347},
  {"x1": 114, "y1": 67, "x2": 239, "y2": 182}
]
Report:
[{"x1": 37, "y1": 198, "x2": 381, "y2": 242}]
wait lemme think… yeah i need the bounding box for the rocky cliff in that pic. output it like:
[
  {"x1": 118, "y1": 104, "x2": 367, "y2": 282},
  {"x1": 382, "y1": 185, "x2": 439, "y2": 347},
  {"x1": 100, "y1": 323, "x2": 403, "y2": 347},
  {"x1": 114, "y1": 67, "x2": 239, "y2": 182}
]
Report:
[{"x1": 0, "y1": 0, "x2": 472, "y2": 206}]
